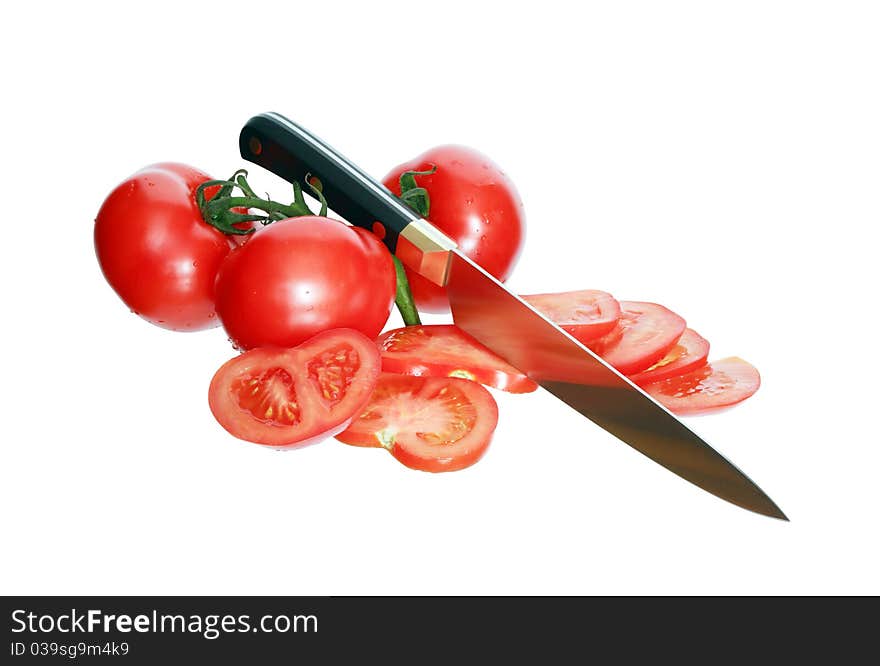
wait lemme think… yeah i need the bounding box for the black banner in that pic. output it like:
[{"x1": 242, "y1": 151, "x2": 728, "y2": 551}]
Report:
[{"x1": 1, "y1": 596, "x2": 874, "y2": 662}]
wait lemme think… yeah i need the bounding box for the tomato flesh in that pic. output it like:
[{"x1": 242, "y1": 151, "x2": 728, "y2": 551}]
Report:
[
  {"x1": 208, "y1": 329, "x2": 381, "y2": 448},
  {"x1": 644, "y1": 357, "x2": 760, "y2": 416},
  {"x1": 628, "y1": 328, "x2": 709, "y2": 386},
  {"x1": 336, "y1": 373, "x2": 499, "y2": 472},
  {"x1": 307, "y1": 344, "x2": 363, "y2": 405},
  {"x1": 587, "y1": 301, "x2": 687, "y2": 375},
  {"x1": 377, "y1": 325, "x2": 537, "y2": 393},
  {"x1": 522, "y1": 290, "x2": 620, "y2": 342},
  {"x1": 230, "y1": 366, "x2": 301, "y2": 426}
]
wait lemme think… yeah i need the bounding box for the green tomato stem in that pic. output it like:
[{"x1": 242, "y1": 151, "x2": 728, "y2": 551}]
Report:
[
  {"x1": 196, "y1": 172, "x2": 319, "y2": 234},
  {"x1": 392, "y1": 256, "x2": 421, "y2": 326},
  {"x1": 391, "y1": 165, "x2": 440, "y2": 325}
]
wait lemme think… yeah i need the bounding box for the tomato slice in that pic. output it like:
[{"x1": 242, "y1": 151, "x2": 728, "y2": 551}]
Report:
[
  {"x1": 586, "y1": 301, "x2": 687, "y2": 375},
  {"x1": 336, "y1": 373, "x2": 499, "y2": 472},
  {"x1": 644, "y1": 357, "x2": 761, "y2": 416},
  {"x1": 522, "y1": 289, "x2": 620, "y2": 342},
  {"x1": 628, "y1": 328, "x2": 710, "y2": 386},
  {"x1": 208, "y1": 329, "x2": 381, "y2": 448},
  {"x1": 377, "y1": 325, "x2": 538, "y2": 394}
]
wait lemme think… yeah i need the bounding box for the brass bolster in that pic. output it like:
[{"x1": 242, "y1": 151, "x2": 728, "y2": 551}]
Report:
[{"x1": 396, "y1": 219, "x2": 457, "y2": 287}]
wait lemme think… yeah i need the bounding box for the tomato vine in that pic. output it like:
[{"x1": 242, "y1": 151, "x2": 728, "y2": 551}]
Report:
[{"x1": 195, "y1": 168, "x2": 424, "y2": 327}]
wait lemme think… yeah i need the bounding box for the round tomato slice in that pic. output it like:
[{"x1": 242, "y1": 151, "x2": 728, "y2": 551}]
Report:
[
  {"x1": 522, "y1": 290, "x2": 620, "y2": 342},
  {"x1": 336, "y1": 373, "x2": 499, "y2": 473},
  {"x1": 208, "y1": 329, "x2": 381, "y2": 448},
  {"x1": 628, "y1": 328, "x2": 710, "y2": 386},
  {"x1": 377, "y1": 325, "x2": 538, "y2": 394},
  {"x1": 586, "y1": 301, "x2": 687, "y2": 375},
  {"x1": 644, "y1": 357, "x2": 761, "y2": 416}
]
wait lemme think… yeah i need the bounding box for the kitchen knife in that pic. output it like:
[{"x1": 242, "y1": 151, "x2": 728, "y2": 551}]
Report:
[{"x1": 239, "y1": 112, "x2": 787, "y2": 521}]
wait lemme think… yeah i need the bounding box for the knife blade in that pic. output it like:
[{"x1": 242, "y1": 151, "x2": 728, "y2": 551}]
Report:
[
  {"x1": 447, "y1": 252, "x2": 786, "y2": 519},
  {"x1": 239, "y1": 112, "x2": 787, "y2": 520}
]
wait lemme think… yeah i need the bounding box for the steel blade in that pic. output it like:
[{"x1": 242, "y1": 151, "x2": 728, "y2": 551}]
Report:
[{"x1": 446, "y1": 251, "x2": 786, "y2": 520}]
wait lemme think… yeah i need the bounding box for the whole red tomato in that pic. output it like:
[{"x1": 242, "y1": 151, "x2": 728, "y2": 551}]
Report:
[
  {"x1": 383, "y1": 146, "x2": 526, "y2": 313},
  {"x1": 95, "y1": 162, "x2": 234, "y2": 331},
  {"x1": 215, "y1": 216, "x2": 397, "y2": 350}
]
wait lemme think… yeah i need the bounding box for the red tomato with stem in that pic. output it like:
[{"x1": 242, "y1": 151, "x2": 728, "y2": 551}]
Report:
[
  {"x1": 383, "y1": 145, "x2": 526, "y2": 313},
  {"x1": 643, "y1": 357, "x2": 760, "y2": 416},
  {"x1": 95, "y1": 162, "x2": 235, "y2": 331},
  {"x1": 522, "y1": 289, "x2": 620, "y2": 343},
  {"x1": 208, "y1": 329, "x2": 381, "y2": 447},
  {"x1": 377, "y1": 325, "x2": 537, "y2": 393},
  {"x1": 336, "y1": 373, "x2": 499, "y2": 472},
  {"x1": 628, "y1": 328, "x2": 710, "y2": 386},
  {"x1": 587, "y1": 301, "x2": 687, "y2": 375},
  {"x1": 215, "y1": 216, "x2": 397, "y2": 351}
]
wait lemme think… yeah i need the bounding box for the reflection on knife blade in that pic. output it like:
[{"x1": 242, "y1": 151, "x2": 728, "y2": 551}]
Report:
[{"x1": 446, "y1": 250, "x2": 786, "y2": 520}]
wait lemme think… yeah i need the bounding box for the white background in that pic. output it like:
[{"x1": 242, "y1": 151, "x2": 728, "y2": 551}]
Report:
[{"x1": 2, "y1": 1, "x2": 878, "y2": 595}]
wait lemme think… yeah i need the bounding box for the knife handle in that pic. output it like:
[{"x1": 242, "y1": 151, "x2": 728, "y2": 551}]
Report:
[{"x1": 239, "y1": 112, "x2": 455, "y2": 286}]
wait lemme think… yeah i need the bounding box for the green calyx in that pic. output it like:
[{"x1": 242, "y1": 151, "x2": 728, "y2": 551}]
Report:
[
  {"x1": 396, "y1": 166, "x2": 437, "y2": 218},
  {"x1": 196, "y1": 169, "x2": 328, "y2": 235}
]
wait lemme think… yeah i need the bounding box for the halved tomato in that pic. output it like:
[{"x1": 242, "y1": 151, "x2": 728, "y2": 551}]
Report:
[
  {"x1": 586, "y1": 301, "x2": 687, "y2": 375},
  {"x1": 336, "y1": 373, "x2": 499, "y2": 472},
  {"x1": 644, "y1": 357, "x2": 761, "y2": 416},
  {"x1": 208, "y1": 329, "x2": 381, "y2": 447},
  {"x1": 522, "y1": 289, "x2": 620, "y2": 342},
  {"x1": 628, "y1": 328, "x2": 710, "y2": 386},
  {"x1": 377, "y1": 325, "x2": 538, "y2": 394}
]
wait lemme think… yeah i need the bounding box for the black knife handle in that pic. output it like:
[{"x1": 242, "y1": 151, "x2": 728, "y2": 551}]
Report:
[{"x1": 239, "y1": 112, "x2": 418, "y2": 253}]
